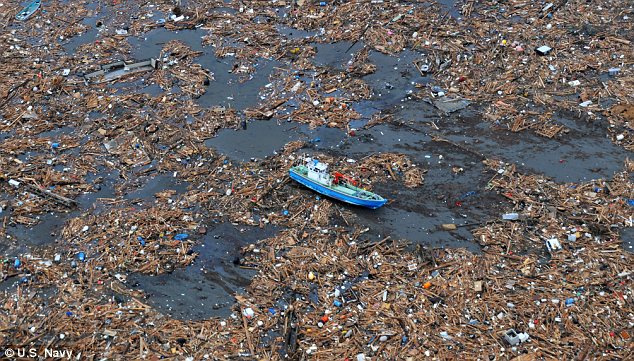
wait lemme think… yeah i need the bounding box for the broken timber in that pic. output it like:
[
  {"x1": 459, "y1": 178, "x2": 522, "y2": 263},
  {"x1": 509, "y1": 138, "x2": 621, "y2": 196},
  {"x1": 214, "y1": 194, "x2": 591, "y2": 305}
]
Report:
[{"x1": 9, "y1": 179, "x2": 78, "y2": 208}]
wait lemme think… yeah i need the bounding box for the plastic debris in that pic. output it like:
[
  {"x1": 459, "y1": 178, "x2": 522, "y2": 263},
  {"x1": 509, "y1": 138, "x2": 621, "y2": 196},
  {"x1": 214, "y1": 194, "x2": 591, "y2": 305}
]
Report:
[
  {"x1": 535, "y1": 45, "x2": 552, "y2": 55},
  {"x1": 174, "y1": 233, "x2": 189, "y2": 241}
]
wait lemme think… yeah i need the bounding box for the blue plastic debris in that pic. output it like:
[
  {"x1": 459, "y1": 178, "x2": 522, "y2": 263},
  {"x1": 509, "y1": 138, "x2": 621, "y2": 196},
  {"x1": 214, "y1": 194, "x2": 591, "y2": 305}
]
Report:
[
  {"x1": 502, "y1": 213, "x2": 520, "y2": 220},
  {"x1": 565, "y1": 298, "x2": 574, "y2": 306},
  {"x1": 174, "y1": 233, "x2": 189, "y2": 241},
  {"x1": 137, "y1": 236, "x2": 146, "y2": 246},
  {"x1": 333, "y1": 300, "x2": 342, "y2": 307},
  {"x1": 401, "y1": 335, "x2": 408, "y2": 345},
  {"x1": 316, "y1": 196, "x2": 321, "y2": 201},
  {"x1": 51, "y1": 142, "x2": 60, "y2": 149},
  {"x1": 627, "y1": 199, "x2": 634, "y2": 207},
  {"x1": 282, "y1": 210, "x2": 289, "y2": 216},
  {"x1": 14, "y1": 258, "x2": 21, "y2": 268},
  {"x1": 319, "y1": 1, "x2": 327, "y2": 5},
  {"x1": 20, "y1": 276, "x2": 29, "y2": 284},
  {"x1": 268, "y1": 307, "x2": 276, "y2": 315},
  {"x1": 66, "y1": 311, "x2": 73, "y2": 316},
  {"x1": 78, "y1": 252, "x2": 86, "y2": 262}
]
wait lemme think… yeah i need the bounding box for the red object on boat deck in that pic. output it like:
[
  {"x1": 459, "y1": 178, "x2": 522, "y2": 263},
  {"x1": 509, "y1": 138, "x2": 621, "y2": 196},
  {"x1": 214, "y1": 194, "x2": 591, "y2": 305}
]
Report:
[{"x1": 333, "y1": 172, "x2": 358, "y2": 186}]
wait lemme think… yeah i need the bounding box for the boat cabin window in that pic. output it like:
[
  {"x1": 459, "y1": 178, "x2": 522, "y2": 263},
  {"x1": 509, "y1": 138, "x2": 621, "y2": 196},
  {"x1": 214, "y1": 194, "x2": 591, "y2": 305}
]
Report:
[
  {"x1": 306, "y1": 159, "x2": 331, "y2": 184},
  {"x1": 312, "y1": 163, "x2": 327, "y2": 173}
]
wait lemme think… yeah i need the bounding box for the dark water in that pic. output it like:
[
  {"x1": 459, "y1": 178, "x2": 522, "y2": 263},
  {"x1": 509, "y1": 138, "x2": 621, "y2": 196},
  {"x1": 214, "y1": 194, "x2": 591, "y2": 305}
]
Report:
[
  {"x1": 61, "y1": 1, "x2": 109, "y2": 53},
  {"x1": 361, "y1": 49, "x2": 433, "y2": 110},
  {"x1": 436, "y1": 112, "x2": 629, "y2": 183},
  {"x1": 277, "y1": 25, "x2": 319, "y2": 39},
  {"x1": 205, "y1": 120, "x2": 347, "y2": 162},
  {"x1": 437, "y1": 0, "x2": 462, "y2": 19},
  {"x1": 123, "y1": 173, "x2": 189, "y2": 201},
  {"x1": 129, "y1": 28, "x2": 206, "y2": 55},
  {"x1": 205, "y1": 120, "x2": 301, "y2": 161},
  {"x1": 129, "y1": 27, "x2": 280, "y2": 110},
  {"x1": 621, "y1": 228, "x2": 634, "y2": 254},
  {"x1": 36, "y1": 126, "x2": 75, "y2": 138},
  {"x1": 196, "y1": 57, "x2": 279, "y2": 110},
  {"x1": 127, "y1": 223, "x2": 276, "y2": 319},
  {"x1": 312, "y1": 41, "x2": 361, "y2": 69}
]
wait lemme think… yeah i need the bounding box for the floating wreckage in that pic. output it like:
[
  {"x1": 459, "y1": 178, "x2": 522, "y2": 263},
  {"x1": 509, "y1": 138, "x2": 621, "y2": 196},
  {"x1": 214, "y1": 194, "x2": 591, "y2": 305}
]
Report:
[{"x1": 83, "y1": 58, "x2": 159, "y2": 84}]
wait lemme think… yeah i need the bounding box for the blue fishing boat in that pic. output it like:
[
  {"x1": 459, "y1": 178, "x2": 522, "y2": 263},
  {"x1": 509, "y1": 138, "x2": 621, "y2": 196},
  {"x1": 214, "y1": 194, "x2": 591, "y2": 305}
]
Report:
[
  {"x1": 16, "y1": 0, "x2": 41, "y2": 21},
  {"x1": 289, "y1": 158, "x2": 387, "y2": 209}
]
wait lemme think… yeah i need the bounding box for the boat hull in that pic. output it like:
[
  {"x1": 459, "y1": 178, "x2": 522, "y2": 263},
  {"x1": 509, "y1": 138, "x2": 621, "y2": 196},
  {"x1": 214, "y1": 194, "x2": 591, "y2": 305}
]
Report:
[
  {"x1": 289, "y1": 169, "x2": 387, "y2": 209},
  {"x1": 16, "y1": 0, "x2": 41, "y2": 21}
]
